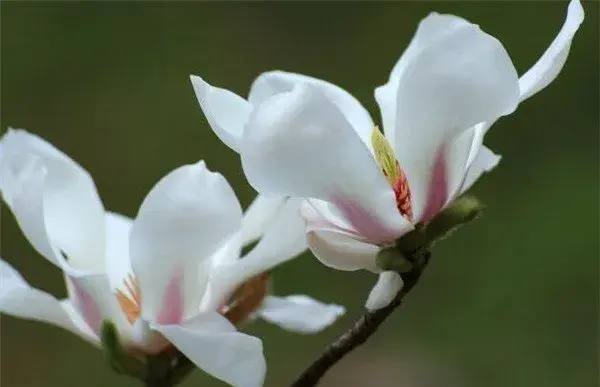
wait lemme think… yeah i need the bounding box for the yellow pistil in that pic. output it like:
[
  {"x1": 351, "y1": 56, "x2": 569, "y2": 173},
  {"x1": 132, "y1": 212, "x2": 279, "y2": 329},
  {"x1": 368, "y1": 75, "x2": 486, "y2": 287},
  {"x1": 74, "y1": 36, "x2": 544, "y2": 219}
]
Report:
[
  {"x1": 371, "y1": 126, "x2": 414, "y2": 221},
  {"x1": 371, "y1": 126, "x2": 400, "y2": 185},
  {"x1": 115, "y1": 274, "x2": 141, "y2": 324}
]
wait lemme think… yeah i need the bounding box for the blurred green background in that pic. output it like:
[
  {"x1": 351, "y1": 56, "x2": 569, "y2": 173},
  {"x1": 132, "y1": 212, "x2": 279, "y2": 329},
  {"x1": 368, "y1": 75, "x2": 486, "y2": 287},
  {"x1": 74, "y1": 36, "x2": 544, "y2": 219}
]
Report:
[{"x1": 1, "y1": 2, "x2": 598, "y2": 387}]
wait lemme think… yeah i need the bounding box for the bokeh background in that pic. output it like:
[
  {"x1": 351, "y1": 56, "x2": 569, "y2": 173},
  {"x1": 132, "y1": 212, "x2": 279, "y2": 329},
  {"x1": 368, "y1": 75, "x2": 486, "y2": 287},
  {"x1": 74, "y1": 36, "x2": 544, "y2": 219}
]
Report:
[{"x1": 1, "y1": 2, "x2": 598, "y2": 387}]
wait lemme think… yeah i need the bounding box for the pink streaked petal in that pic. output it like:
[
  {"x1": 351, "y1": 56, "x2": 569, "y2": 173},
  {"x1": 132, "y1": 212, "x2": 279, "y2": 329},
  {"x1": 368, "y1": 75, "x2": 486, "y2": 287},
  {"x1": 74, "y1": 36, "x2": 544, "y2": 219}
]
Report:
[
  {"x1": 240, "y1": 84, "x2": 409, "y2": 245},
  {"x1": 301, "y1": 200, "x2": 362, "y2": 239},
  {"x1": 0, "y1": 260, "x2": 98, "y2": 344},
  {"x1": 66, "y1": 273, "x2": 130, "y2": 336},
  {"x1": 330, "y1": 195, "x2": 402, "y2": 243},
  {"x1": 418, "y1": 147, "x2": 449, "y2": 223},
  {"x1": 381, "y1": 17, "x2": 519, "y2": 226},
  {"x1": 157, "y1": 270, "x2": 185, "y2": 325},
  {"x1": 69, "y1": 277, "x2": 103, "y2": 335},
  {"x1": 129, "y1": 162, "x2": 241, "y2": 323}
]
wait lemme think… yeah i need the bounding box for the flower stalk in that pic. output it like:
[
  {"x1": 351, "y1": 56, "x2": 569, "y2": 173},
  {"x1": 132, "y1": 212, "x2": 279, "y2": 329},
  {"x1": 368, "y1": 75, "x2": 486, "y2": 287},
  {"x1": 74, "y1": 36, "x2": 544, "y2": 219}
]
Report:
[
  {"x1": 290, "y1": 246, "x2": 431, "y2": 387},
  {"x1": 290, "y1": 195, "x2": 484, "y2": 387}
]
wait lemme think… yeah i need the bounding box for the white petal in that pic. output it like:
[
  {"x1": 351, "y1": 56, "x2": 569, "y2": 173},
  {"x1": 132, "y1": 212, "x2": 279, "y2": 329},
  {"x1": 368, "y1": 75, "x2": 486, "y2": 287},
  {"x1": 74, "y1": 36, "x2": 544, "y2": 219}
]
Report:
[
  {"x1": 155, "y1": 312, "x2": 265, "y2": 387},
  {"x1": 388, "y1": 13, "x2": 473, "y2": 84},
  {"x1": 209, "y1": 231, "x2": 243, "y2": 270},
  {"x1": 301, "y1": 199, "x2": 383, "y2": 273},
  {"x1": 459, "y1": 145, "x2": 501, "y2": 195},
  {"x1": 306, "y1": 229, "x2": 380, "y2": 273},
  {"x1": 104, "y1": 212, "x2": 133, "y2": 292},
  {"x1": 518, "y1": 0, "x2": 584, "y2": 102},
  {"x1": 130, "y1": 161, "x2": 242, "y2": 323},
  {"x1": 205, "y1": 198, "x2": 307, "y2": 311},
  {"x1": 66, "y1": 272, "x2": 131, "y2": 336},
  {"x1": 444, "y1": 126, "x2": 480, "y2": 203},
  {"x1": 375, "y1": 13, "x2": 471, "y2": 146},
  {"x1": 303, "y1": 199, "x2": 363, "y2": 239},
  {"x1": 60, "y1": 299, "x2": 101, "y2": 345},
  {"x1": 241, "y1": 83, "x2": 407, "y2": 243},
  {"x1": 365, "y1": 271, "x2": 404, "y2": 311},
  {"x1": 0, "y1": 146, "x2": 127, "y2": 336},
  {"x1": 241, "y1": 194, "x2": 286, "y2": 246},
  {"x1": 0, "y1": 154, "x2": 63, "y2": 266},
  {"x1": 257, "y1": 295, "x2": 345, "y2": 334},
  {"x1": 377, "y1": 15, "x2": 519, "y2": 221},
  {"x1": 464, "y1": 2, "x2": 583, "y2": 164},
  {"x1": 248, "y1": 70, "x2": 374, "y2": 150},
  {"x1": 190, "y1": 76, "x2": 253, "y2": 153},
  {"x1": 0, "y1": 259, "x2": 98, "y2": 343},
  {"x1": 0, "y1": 129, "x2": 105, "y2": 270},
  {"x1": 242, "y1": 198, "x2": 307, "y2": 266}
]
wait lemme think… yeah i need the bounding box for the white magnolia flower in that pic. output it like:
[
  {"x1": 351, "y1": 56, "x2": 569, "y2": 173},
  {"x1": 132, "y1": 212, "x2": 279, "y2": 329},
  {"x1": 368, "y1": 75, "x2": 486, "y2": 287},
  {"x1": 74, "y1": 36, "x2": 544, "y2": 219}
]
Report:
[
  {"x1": 190, "y1": 0, "x2": 583, "y2": 310},
  {"x1": 0, "y1": 129, "x2": 344, "y2": 387}
]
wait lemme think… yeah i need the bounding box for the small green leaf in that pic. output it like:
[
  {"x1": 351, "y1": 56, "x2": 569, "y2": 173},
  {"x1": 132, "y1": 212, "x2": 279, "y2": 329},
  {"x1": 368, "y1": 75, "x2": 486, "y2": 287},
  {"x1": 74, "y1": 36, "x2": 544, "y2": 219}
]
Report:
[
  {"x1": 424, "y1": 195, "x2": 485, "y2": 245},
  {"x1": 376, "y1": 246, "x2": 413, "y2": 273}
]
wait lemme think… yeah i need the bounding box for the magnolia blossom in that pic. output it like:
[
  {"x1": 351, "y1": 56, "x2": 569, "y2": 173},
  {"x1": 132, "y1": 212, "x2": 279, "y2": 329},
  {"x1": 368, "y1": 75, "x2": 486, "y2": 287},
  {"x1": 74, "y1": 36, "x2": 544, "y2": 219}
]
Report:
[
  {"x1": 190, "y1": 1, "x2": 583, "y2": 310},
  {"x1": 0, "y1": 129, "x2": 344, "y2": 387}
]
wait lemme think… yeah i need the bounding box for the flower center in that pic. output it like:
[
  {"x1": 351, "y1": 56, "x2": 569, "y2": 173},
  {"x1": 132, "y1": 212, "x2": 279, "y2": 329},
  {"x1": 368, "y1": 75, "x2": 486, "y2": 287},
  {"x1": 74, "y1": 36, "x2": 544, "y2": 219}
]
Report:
[
  {"x1": 115, "y1": 274, "x2": 141, "y2": 324},
  {"x1": 371, "y1": 126, "x2": 413, "y2": 221}
]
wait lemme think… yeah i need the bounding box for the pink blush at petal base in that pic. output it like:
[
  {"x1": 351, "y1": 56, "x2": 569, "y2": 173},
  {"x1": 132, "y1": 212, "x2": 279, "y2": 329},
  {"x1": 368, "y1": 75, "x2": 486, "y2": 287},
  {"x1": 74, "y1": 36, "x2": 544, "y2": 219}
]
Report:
[
  {"x1": 331, "y1": 196, "x2": 399, "y2": 244},
  {"x1": 156, "y1": 271, "x2": 184, "y2": 325},
  {"x1": 70, "y1": 278, "x2": 103, "y2": 336},
  {"x1": 421, "y1": 147, "x2": 449, "y2": 223}
]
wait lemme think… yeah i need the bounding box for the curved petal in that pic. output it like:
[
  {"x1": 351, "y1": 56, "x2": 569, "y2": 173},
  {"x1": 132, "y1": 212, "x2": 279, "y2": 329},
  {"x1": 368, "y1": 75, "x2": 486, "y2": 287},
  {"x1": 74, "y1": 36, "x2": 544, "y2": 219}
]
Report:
[
  {"x1": 190, "y1": 76, "x2": 253, "y2": 153},
  {"x1": 130, "y1": 161, "x2": 242, "y2": 324},
  {"x1": 365, "y1": 271, "x2": 403, "y2": 311},
  {"x1": 0, "y1": 150, "x2": 128, "y2": 336},
  {"x1": 241, "y1": 194, "x2": 286, "y2": 246},
  {"x1": 248, "y1": 70, "x2": 374, "y2": 150},
  {"x1": 241, "y1": 84, "x2": 407, "y2": 243},
  {"x1": 458, "y1": 145, "x2": 501, "y2": 195},
  {"x1": 60, "y1": 299, "x2": 100, "y2": 345},
  {"x1": 375, "y1": 12, "x2": 471, "y2": 147},
  {"x1": 303, "y1": 199, "x2": 363, "y2": 239},
  {"x1": 66, "y1": 272, "x2": 130, "y2": 337},
  {"x1": 105, "y1": 212, "x2": 133, "y2": 292},
  {"x1": 449, "y1": 0, "x2": 583, "y2": 188},
  {"x1": 205, "y1": 198, "x2": 307, "y2": 311},
  {"x1": 210, "y1": 231, "x2": 243, "y2": 270},
  {"x1": 518, "y1": 0, "x2": 584, "y2": 102},
  {"x1": 377, "y1": 15, "x2": 519, "y2": 221},
  {"x1": 155, "y1": 312, "x2": 265, "y2": 387},
  {"x1": 257, "y1": 295, "x2": 345, "y2": 334},
  {"x1": 307, "y1": 229, "x2": 380, "y2": 273},
  {"x1": 444, "y1": 126, "x2": 479, "y2": 204},
  {"x1": 0, "y1": 259, "x2": 98, "y2": 344},
  {"x1": 0, "y1": 154, "x2": 63, "y2": 266},
  {"x1": 0, "y1": 129, "x2": 105, "y2": 270}
]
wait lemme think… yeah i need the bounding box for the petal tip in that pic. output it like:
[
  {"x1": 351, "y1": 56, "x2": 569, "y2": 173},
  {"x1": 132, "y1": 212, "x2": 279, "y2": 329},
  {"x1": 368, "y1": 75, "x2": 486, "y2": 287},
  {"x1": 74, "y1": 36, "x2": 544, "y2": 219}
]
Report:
[{"x1": 569, "y1": 0, "x2": 585, "y2": 23}]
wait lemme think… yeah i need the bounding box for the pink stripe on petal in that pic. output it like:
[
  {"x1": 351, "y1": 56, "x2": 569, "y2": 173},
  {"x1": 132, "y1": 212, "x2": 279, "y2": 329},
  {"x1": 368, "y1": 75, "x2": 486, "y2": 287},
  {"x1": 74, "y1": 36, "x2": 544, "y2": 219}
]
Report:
[
  {"x1": 302, "y1": 202, "x2": 363, "y2": 238},
  {"x1": 331, "y1": 196, "x2": 398, "y2": 244},
  {"x1": 70, "y1": 278, "x2": 103, "y2": 335},
  {"x1": 421, "y1": 147, "x2": 449, "y2": 223},
  {"x1": 156, "y1": 270, "x2": 184, "y2": 325}
]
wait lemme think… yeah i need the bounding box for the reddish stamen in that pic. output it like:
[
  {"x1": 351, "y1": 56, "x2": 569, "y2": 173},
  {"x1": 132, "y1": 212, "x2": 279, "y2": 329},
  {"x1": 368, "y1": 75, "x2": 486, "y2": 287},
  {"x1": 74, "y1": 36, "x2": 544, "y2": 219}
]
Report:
[{"x1": 392, "y1": 162, "x2": 413, "y2": 222}]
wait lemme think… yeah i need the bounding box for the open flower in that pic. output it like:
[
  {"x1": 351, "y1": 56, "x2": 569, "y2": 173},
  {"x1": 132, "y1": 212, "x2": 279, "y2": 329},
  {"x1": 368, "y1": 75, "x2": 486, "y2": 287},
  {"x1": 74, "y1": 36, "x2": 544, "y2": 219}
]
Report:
[
  {"x1": 0, "y1": 129, "x2": 343, "y2": 387},
  {"x1": 190, "y1": 0, "x2": 583, "y2": 310}
]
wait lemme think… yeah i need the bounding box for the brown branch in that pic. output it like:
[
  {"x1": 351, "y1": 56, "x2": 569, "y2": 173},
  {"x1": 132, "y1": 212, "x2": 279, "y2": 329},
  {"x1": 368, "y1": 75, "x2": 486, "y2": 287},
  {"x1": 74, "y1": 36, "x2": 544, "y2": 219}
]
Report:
[{"x1": 290, "y1": 248, "x2": 431, "y2": 387}]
